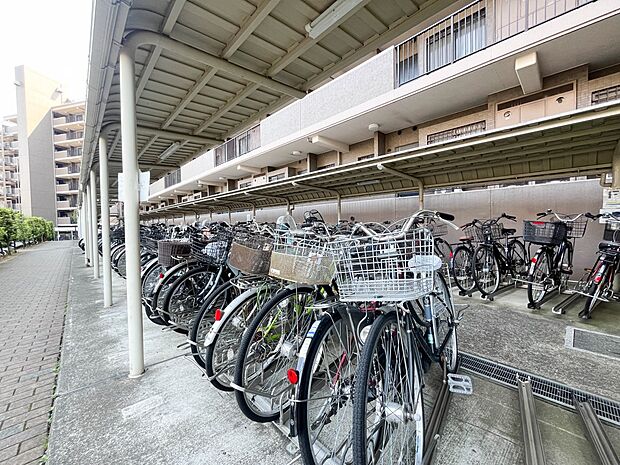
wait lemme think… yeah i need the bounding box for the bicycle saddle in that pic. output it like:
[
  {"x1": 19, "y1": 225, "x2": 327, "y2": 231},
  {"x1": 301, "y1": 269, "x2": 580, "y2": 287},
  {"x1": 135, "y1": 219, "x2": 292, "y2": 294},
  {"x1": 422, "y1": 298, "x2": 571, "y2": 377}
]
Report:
[
  {"x1": 502, "y1": 228, "x2": 516, "y2": 236},
  {"x1": 598, "y1": 241, "x2": 620, "y2": 252}
]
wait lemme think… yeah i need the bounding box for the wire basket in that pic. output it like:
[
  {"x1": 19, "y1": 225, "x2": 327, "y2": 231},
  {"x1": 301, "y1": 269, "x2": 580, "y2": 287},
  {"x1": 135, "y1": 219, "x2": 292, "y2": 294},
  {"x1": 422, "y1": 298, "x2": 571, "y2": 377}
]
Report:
[
  {"x1": 603, "y1": 221, "x2": 620, "y2": 242},
  {"x1": 190, "y1": 227, "x2": 233, "y2": 266},
  {"x1": 269, "y1": 232, "x2": 335, "y2": 285},
  {"x1": 228, "y1": 234, "x2": 273, "y2": 276},
  {"x1": 461, "y1": 221, "x2": 503, "y2": 242},
  {"x1": 523, "y1": 221, "x2": 567, "y2": 246},
  {"x1": 565, "y1": 217, "x2": 588, "y2": 238},
  {"x1": 331, "y1": 227, "x2": 435, "y2": 302},
  {"x1": 158, "y1": 240, "x2": 191, "y2": 267}
]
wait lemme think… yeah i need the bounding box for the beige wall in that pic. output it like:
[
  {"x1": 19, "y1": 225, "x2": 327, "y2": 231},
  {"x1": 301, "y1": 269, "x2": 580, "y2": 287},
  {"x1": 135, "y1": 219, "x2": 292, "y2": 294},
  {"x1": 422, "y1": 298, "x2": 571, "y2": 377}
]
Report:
[{"x1": 15, "y1": 66, "x2": 63, "y2": 220}]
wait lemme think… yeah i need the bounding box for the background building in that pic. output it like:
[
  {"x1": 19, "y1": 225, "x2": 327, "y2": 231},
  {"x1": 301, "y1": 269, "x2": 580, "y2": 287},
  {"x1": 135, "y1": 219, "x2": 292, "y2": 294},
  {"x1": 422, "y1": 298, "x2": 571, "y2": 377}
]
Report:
[
  {"x1": 7, "y1": 66, "x2": 84, "y2": 239},
  {"x1": 0, "y1": 116, "x2": 19, "y2": 210}
]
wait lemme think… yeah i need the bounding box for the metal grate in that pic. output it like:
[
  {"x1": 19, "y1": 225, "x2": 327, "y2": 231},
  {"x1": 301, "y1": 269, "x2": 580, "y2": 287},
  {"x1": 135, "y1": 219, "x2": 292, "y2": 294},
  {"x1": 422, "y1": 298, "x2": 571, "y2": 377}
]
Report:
[{"x1": 460, "y1": 352, "x2": 620, "y2": 427}]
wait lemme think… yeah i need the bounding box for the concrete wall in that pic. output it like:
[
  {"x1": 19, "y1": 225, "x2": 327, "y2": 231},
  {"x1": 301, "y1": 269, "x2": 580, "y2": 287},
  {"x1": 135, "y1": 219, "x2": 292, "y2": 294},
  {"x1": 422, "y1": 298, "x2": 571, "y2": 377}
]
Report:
[
  {"x1": 15, "y1": 66, "x2": 63, "y2": 221},
  {"x1": 192, "y1": 180, "x2": 604, "y2": 273},
  {"x1": 260, "y1": 48, "x2": 395, "y2": 147}
]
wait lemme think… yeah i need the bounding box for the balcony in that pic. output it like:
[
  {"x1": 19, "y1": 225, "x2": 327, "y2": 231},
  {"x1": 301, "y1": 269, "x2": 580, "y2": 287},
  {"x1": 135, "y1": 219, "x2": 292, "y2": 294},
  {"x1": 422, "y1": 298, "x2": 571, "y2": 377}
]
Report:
[
  {"x1": 54, "y1": 131, "x2": 84, "y2": 147},
  {"x1": 56, "y1": 183, "x2": 69, "y2": 193},
  {"x1": 56, "y1": 200, "x2": 77, "y2": 209},
  {"x1": 55, "y1": 149, "x2": 82, "y2": 162},
  {"x1": 55, "y1": 167, "x2": 69, "y2": 176},
  {"x1": 56, "y1": 217, "x2": 76, "y2": 225},
  {"x1": 214, "y1": 125, "x2": 260, "y2": 166},
  {"x1": 397, "y1": 0, "x2": 595, "y2": 86}
]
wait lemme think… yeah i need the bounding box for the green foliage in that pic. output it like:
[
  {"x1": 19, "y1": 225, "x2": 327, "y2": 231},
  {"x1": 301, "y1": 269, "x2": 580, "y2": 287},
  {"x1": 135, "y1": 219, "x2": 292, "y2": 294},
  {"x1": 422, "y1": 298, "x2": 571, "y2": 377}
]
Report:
[{"x1": 0, "y1": 208, "x2": 55, "y2": 252}]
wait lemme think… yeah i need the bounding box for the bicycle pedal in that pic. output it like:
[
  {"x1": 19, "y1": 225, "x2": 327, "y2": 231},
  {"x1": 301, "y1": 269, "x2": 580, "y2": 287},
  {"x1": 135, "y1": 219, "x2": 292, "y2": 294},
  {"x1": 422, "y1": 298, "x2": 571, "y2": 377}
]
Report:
[{"x1": 447, "y1": 374, "x2": 473, "y2": 395}]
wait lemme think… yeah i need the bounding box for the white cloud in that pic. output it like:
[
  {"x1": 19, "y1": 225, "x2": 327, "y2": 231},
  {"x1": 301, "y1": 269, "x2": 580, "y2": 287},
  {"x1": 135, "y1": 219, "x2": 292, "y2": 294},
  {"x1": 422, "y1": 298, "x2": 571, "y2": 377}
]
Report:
[{"x1": 0, "y1": 0, "x2": 92, "y2": 116}]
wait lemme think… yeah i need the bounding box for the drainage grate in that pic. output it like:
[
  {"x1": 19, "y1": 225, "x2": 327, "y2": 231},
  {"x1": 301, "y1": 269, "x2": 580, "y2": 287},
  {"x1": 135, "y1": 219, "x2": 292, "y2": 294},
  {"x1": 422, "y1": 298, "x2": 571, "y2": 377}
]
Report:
[
  {"x1": 460, "y1": 352, "x2": 620, "y2": 427},
  {"x1": 566, "y1": 327, "x2": 620, "y2": 360}
]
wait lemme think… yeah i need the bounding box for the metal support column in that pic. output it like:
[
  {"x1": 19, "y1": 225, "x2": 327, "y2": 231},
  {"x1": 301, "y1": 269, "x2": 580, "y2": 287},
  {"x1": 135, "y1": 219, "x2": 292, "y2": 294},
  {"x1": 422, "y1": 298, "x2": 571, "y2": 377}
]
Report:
[
  {"x1": 119, "y1": 44, "x2": 145, "y2": 378},
  {"x1": 99, "y1": 135, "x2": 113, "y2": 307},
  {"x1": 84, "y1": 188, "x2": 92, "y2": 266},
  {"x1": 90, "y1": 171, "x2": 100, "y2": 279}
]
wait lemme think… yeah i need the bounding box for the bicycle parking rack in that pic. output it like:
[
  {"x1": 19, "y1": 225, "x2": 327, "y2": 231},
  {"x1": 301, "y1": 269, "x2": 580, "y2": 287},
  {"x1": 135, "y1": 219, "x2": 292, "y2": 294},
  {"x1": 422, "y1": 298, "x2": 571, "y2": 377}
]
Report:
[
  {"x1": 551, "y1": 280, "x2": 586, "y2": 314},
  {"x1": 574, "y1": 399, "x2": 620, "y2": 465},
  {"x1": 518, "y1": 376, "x2": 547, "y2": 465}
]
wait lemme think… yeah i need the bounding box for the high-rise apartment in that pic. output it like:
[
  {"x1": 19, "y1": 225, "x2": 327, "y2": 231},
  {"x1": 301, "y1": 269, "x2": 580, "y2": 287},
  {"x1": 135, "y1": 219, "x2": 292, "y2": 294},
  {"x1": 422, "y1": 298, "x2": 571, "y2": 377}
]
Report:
[
  {"x1": 0, "y1": 116, "x2": 19, "y2": 210},
  {"x1": 8, "y1": 66, "x2": 84, "y2": 239}
]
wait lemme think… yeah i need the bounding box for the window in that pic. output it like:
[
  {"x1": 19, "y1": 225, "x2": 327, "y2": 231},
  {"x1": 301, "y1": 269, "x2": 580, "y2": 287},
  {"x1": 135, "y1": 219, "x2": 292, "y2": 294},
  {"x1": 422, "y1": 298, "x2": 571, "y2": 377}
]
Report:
[
  {"x1": 454, "y1": 8, "x2": 486, "y2": 60},
  {"x1": 358, "y1": 154, "x2": 375, "y2": 161},
  {"x1": 297, "y1": 169, "x2": 307, "y2": 175},
  {"x1": 427, "y1": 121, "x2": 486, "y2": 144},
  {"x1": 268, "y1": 173, "x2": 285, "y2": 182},
  {"x1": 239, "y1": 181, "x2": 252, "y2": 189},
  {"x1": 592, "y1": 85, "x2": 620, "y2": 105},
  {"x1": 317, "y1": 163, "x2": 335, "y2": 171}
]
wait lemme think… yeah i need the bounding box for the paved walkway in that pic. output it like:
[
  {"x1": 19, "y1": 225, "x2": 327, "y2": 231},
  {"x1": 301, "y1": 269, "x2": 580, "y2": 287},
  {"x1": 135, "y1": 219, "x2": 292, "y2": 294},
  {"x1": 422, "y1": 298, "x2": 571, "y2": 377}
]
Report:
[{"x1": 0, "y1": 242, "x2": 73, "y2": 465}]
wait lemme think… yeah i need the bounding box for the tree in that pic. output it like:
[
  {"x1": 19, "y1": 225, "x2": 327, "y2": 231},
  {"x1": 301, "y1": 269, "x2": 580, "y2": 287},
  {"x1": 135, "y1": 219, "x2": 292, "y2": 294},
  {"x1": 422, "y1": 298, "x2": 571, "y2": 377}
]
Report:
[{"x1": 0, "y1": 208, "x2": 18, "y2": 253}]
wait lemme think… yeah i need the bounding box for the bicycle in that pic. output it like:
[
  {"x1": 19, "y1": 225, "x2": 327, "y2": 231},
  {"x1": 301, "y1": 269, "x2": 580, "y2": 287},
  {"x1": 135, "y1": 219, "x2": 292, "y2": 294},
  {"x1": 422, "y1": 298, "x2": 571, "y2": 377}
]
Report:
[
  {"x1": 576, "y1": 211, "x2": 620, "y2": 319},
  {"x1": 349, "y1": 210, "x2": 466, "y2": 465},
  {"x1": 471, "y1": 213, "x2": 528, "y2": 299},
  {"x1": 451, "y1": 221, "x2": 481, "y2": 297},
  {"x1": 524, "y1": 210, "x2": 588, "y2": 310}
]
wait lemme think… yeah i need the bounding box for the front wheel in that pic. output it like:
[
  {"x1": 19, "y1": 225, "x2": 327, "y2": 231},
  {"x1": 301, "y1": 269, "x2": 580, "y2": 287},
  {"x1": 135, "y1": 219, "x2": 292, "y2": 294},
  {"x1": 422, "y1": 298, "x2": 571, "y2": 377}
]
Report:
[
  {"x1": 473, "y1": 246, "x2": 500, "y2": 296},
  {"x1": 579, "y1": 267, "x2": 608, "y2": 319},
  {"x1": 508, "y1": 239, "x2": 528, "y2": 277},
  {"x1": 233, "y1": 286, "x2": 320, "y2": 423},
  {"x1": 451, "y1": 245, "x2": 475, "y2": 295},
  {"x1": 352, "y1": 311, "x2": 424, "y2": 465},
  {"x1": 527, "y1": 250, "x2": 551, "y2": 308},
  {"x1": 434, "y1": 237, "x2": 453, "y2": 269}
]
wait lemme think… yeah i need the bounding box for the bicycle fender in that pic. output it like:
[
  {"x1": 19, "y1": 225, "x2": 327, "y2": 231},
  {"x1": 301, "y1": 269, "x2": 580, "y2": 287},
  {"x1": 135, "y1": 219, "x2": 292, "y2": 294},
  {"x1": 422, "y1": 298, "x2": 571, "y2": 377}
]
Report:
[{"x1": 204, "y1": 287, "x2": 259, "y2": 347}]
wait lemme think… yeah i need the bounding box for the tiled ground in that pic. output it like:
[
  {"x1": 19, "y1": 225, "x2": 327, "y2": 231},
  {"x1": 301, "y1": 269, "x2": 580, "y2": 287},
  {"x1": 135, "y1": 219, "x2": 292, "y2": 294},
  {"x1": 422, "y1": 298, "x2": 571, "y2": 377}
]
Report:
[{"x1": 0, "y1": 242, "x2": 73, "y2": 465}]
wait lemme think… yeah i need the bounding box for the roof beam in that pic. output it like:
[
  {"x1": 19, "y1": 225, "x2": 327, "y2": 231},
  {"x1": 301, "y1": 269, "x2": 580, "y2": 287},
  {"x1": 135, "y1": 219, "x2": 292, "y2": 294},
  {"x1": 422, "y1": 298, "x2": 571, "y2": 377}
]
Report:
[
  {"x1": 267, "y1": 0, "x2": 371, "y2": 77},
  {"x1": 193, "y1": 84, "x2": 259, "y2": 135},
  {"x1": 124, "y1": 31, "x2": 305, "y2": 99},
  {"x1": 135, "y1": 0, "x2": 186, "y2": 99},
  {"x1": 103, "y1": 122, "x2": 221, "y2": 145},
  {"x1": 137, "y1": 135, "x2": 158, "y2": 159},
  {"x1": 161, "y1": 68, "x2": 217, "y2": 129},
  {"x1": 222, "y1": 0, "x2": 281, "y2": 59}
]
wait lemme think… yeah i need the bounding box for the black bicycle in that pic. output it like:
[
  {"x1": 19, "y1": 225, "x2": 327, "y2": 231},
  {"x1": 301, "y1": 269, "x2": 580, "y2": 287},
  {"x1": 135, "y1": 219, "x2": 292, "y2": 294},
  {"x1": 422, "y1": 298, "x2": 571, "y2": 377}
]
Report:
[
  {"x1": 524, "y1": 210, "x2": 588, "y2": 310},
  {"x1": 577, "y1": 211, "x2": 620, "y2": 319},
  {"x1": 471, "y1": 213, "x2": 527, "y2": 299}
]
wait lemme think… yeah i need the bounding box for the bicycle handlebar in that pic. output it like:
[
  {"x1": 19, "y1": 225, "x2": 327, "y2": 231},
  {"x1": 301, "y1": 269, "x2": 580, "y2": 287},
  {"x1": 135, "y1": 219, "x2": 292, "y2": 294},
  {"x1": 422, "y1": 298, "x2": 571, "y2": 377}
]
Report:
[{"x1": 353, "y1": 210, "x2": 458, "y2": 241}]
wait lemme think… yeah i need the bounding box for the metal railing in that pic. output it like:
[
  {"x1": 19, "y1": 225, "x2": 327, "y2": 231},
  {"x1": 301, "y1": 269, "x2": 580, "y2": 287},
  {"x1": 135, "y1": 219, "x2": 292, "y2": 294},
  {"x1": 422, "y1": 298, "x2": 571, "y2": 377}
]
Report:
[
  {"x1": 164, "y1": 168, "x2": 181, "y2": 188},
  {"x1": 397, "y1": 0, "x2": 595, "y2": 86},
  {"x1": 214, "y1": 125, "x2": 260, "y2": 166}
]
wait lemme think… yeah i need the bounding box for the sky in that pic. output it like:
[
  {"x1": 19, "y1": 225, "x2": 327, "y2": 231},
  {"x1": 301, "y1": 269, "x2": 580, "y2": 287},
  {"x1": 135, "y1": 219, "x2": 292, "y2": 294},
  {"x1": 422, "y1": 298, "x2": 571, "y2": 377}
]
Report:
[{"x1": 0, "y1": 0, "x2": 92, "y2": 117}]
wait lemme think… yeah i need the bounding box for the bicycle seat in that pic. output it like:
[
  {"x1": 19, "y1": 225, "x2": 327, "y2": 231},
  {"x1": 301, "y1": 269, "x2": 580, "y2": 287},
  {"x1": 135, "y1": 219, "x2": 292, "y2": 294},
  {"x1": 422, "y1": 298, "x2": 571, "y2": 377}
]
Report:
[
  {"x1": 502, "y1": 228, "x2": 516, "y2": 236},
  {"x1": 598, "y1": 241, "x2": 620, "y2": 252}
]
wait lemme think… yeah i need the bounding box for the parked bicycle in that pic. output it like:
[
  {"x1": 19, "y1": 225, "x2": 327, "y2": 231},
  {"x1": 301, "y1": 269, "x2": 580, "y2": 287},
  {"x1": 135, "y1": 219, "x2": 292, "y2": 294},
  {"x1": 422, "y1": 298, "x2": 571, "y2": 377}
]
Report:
[
  {"x1": 524, "y1": 210, "x2": 589, "y2": 310},
  {"x1": 471, "y1": 213, "x2": 527, "y2": 299},
  {"x1": 575, "y1": 211, "x2": 620, "y2": 319}
]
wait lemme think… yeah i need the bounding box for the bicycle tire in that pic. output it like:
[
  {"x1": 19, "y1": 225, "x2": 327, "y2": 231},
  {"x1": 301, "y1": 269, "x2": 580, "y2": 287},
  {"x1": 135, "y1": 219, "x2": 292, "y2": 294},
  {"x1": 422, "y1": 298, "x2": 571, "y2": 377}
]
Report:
[
  {"x1": 233, "y1": 286, "x2": 318, "y2": 423},
  {"x1": 580, "y1": 267, "x2": 608, "y2": 319},
  {"x1": 296, "y1": 310, "x2": 366, "y2": 465},
  {"x1": 434, "y1": 237, "x2": 453, "y2": 268},
  {"x1": 473, "y1": 245, "x2": 500, "y2": 296},
  {"x1": 352, "y1": 311, "x2": 424, "y2": 465},
  {"x1": 204, "y1": 286, "x2": 274, "y2": 391},
  {"x1": 527, "y1": 249, "x2": 550, "y2": 308},
  {"x1": 188, "y1": 280, "x2": 238, "y2": 370},
  {"x1": 508, "y1": 239, "x2": 528, "y2": 277},
  {"x1": 451, "y1": 244, "x2": 476, "y2": 294},
  {"x1": 162, "y1": 265, "x2": 217, "y2": 333}
]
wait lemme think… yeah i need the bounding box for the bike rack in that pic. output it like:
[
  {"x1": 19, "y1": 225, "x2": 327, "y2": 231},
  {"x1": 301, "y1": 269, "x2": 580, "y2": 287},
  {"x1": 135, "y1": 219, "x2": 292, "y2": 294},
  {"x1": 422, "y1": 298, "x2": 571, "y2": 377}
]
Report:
[
  {"x1": 574, "y1": 399, "x2": 620, "y2": 465},
  {"x1": 422, "y1": 365, "x2": 451, "y2": 465},
  {"x1": 517, "y1": 376, "x2": 547, "y2": 465}
]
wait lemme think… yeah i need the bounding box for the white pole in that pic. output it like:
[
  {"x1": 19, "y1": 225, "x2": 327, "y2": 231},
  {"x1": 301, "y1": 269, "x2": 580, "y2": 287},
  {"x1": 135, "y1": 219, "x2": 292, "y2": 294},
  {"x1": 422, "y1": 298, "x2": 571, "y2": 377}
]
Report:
[
  {"x1": 84, "y1": 188, "x2": 91, "y2": 266},
  {"x1": 90, "y1": 172, "x2": 100, "y2": 279},
  {"x1": 120, "y1": 45, "x2": 145, "y2": 378},
  {"x1": 99, "y1": 136, "x2": 113, "y2": 307}
]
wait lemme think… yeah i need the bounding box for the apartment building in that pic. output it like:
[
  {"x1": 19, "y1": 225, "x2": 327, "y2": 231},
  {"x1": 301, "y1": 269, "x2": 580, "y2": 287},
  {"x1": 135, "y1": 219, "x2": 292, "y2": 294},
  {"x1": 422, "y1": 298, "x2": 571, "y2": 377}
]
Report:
[
  {"x1": 8, "y1": 66, "x2": 84, "y2": 239},
  {"x1": 52, "y1": 102, "x2": 84, "y2": 239},
  {"x1": 142, "y1": 0, "x2": 620, "y2": 213},
  {"x1": 0, "y1": 117, "x2": 20, "y2": 210}
]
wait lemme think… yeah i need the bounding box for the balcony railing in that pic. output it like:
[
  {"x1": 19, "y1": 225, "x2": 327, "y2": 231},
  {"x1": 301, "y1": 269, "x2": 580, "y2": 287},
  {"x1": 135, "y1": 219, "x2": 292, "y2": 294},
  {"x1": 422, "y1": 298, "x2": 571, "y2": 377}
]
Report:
[
  {"x1": 397, "y1": 0, "x2": 595, "y2": 86},
  {"x1": 214, "y1": 125, "x2": 260, "y2": 166},
  {"x1": 53, "y1": 114, "x2": 83, "y2": 126},
  {"x1": 57, "y1": 216, "x2": 76, "y2": 225}
]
